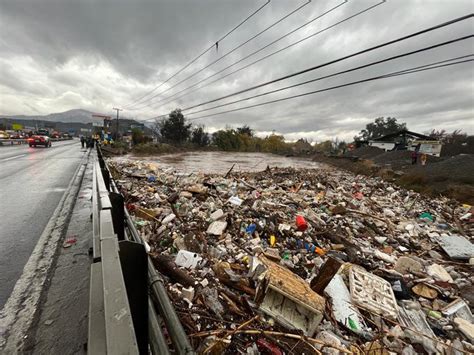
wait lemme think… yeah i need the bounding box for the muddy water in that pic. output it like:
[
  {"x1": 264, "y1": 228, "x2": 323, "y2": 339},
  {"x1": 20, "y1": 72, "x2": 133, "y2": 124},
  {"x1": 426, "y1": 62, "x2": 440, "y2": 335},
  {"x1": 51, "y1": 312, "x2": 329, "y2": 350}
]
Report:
[{"x1": 130, "y1": 151, "x2": 325, "y2": 174}]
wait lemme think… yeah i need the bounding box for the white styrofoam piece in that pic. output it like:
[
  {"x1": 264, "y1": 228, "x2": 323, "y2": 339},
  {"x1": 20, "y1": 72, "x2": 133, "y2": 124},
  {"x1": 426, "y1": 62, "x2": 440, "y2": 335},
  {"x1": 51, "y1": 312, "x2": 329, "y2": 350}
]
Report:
[
  {"x1": 349, "y1": 267, "x2": 398, "y2": 319},
  {"x1": 259, "y1": 285, "x2": 323, "y2": 336},
  {"x1": 228, "y1": 196, "x2": 243, "y2": 206},
  {"x1": 175, "y1": 250, "x2": 202, "y2": 269},
  {"x1": 325, "y1": 274, "x2": 369, "y2": 335},
  {"x1": 206, "y1": 221, "x2": 227, "y2": 235},
  {"x1": 442, "y1": 298, "x2": 473, "y2": 322}
]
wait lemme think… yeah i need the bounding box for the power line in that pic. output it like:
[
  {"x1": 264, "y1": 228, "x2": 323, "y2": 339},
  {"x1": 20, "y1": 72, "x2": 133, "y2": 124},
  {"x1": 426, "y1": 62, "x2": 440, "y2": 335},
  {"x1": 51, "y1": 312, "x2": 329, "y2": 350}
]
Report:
[
  {"x1": 142, "y1": 0, "x2": 352, "y2": 108},
  {"x1": 183, "y1": 36, "x2": 473, "y2": 116},
  {"x1": 124, "y1": 0, "x2": 271, "y2": 109},
  {"x1": 142, "y1": 13, "x2": 473, "y2": 122},
  {"x1": 130, "y1": 0, "x2": 313, "y2": 110},
  {"x1": 145, "y1": 0, "x2": 380, "y2": 110},
  {"x1": 185, "y1": 58, "x2": 473, "y2": 121}
]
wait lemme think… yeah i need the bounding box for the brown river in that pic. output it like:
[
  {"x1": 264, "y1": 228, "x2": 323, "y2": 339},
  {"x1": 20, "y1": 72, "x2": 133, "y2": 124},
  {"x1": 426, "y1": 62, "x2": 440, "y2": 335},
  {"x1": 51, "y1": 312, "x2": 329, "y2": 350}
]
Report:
[{"x1": 127, "y1": 151, "x2": 325, "y2": 174}]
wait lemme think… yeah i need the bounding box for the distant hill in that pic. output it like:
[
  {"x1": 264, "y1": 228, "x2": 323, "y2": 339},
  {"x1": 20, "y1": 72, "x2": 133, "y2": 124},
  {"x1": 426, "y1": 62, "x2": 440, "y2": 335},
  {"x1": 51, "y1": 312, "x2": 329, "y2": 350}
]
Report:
[
  {"x1": 1, "y1": 109, "x2": 152, "y2": 136},
  {"x1": 1, "y1": 109, "x2": 111, "y2": 124}
]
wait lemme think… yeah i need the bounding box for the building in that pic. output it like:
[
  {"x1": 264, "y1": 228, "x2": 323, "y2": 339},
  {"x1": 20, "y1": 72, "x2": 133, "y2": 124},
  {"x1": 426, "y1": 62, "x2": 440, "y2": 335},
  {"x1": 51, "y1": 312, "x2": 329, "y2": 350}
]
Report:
[{"x1": 369, "y1": 130, "x2": 443, "y2": 157}]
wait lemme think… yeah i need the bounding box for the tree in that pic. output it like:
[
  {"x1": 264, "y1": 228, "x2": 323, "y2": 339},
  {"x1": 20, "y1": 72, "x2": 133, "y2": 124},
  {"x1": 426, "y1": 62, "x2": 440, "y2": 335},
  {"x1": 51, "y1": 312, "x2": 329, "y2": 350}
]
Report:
[
  {"x1": 428, "y1": 129, "x2": 447, "y2": 141},
  {"x1": 131, "y1": 128, "x2": 144, "y2": 145},
  {"x1": 212, "y1": 129, "x2": 241, "y2": 151},
  {"x1": 150, "y1": 119, "x2": 162, "y2": 141},
  {"x1": 160, "y1": 109, "x2": 191, "y2": 144},
  {"x1": 314, "y1": 140, "x2": 333, "y2": 153},
  {"x1": 262, "y1": 134, "x2": 289, "y2": 154},
  {"x1": 237, "y1": 125, "x2": 253, "y2": 136},
  {"x1": 354, "y1": 117, "x2": 407, "y2": 141},
  {"x1": 191, "y1": 125, "x2": 210, "y2": 146}
]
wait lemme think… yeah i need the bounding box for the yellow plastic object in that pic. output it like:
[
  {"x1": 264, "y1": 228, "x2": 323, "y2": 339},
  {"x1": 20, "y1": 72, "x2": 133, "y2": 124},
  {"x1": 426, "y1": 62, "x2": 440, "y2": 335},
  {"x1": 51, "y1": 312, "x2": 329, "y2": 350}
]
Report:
[{"x1": 270, "y1": 235, "x2": 276, "y2": 247}]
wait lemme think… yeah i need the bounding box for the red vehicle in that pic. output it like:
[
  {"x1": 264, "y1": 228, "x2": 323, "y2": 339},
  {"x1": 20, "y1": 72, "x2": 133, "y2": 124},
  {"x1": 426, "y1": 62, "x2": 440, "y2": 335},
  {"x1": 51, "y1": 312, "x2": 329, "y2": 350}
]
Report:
[{"x1": 28, "y1": 133, "x2": 52, "y2": 148}]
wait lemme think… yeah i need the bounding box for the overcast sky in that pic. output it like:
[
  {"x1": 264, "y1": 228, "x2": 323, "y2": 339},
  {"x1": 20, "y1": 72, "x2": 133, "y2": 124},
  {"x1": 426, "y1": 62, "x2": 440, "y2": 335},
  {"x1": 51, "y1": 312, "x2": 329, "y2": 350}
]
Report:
[{"x1": 0, "y1": 0, "x2": 473, "y2": 141}]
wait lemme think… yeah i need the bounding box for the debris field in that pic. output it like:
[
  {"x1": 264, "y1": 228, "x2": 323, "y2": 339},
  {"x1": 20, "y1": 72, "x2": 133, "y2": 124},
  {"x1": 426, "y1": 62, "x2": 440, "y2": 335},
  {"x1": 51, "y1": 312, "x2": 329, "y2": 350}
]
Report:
[{"x1": 109, "y1": 158, "x2": 474, "y2": 354}]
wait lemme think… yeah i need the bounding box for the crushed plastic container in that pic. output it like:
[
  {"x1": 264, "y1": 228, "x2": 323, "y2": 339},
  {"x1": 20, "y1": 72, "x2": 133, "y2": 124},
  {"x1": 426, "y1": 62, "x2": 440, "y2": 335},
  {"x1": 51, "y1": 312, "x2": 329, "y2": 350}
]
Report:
[{"x1": 295, "y1": 215, "x2": 308, "y2": 231}]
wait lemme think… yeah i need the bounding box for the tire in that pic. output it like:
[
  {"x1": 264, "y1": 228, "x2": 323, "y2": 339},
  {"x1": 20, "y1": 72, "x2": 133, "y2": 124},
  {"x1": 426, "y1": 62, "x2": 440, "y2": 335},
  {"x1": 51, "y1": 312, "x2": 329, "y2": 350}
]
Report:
[{"x1": 29, "y1": 144, "x2": 33, "y2": 147}]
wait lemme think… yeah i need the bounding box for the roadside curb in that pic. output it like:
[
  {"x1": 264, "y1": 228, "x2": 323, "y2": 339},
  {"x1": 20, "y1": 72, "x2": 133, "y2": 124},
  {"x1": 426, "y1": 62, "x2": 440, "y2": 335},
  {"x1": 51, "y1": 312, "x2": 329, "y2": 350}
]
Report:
[{"x1": 0, "y1": 148, "x2": 91, "y2": 351}]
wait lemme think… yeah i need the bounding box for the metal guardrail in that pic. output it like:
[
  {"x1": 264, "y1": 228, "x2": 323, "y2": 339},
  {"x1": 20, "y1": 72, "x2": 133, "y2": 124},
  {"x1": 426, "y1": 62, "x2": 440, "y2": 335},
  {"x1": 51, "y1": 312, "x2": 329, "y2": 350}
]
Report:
[
  {"x1": 0, "y1": 139, "x2": 28, "y2": 145},
  {"x1": 92, "y1": 146, "x2": 194, "y2": 354},
  {"x1": 0, "y1": 137, "x2": 73, "y2": 146},
  {"x1": 89, "y1": 152, "x2": 143, "y2": 354}
]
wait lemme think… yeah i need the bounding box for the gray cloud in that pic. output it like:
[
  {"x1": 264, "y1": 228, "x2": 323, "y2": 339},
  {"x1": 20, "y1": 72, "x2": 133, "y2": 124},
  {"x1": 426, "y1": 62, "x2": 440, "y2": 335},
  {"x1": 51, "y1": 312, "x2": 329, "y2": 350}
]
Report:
[{"x1": 0, "y1": 0, "x2": 472, "y2": 141}]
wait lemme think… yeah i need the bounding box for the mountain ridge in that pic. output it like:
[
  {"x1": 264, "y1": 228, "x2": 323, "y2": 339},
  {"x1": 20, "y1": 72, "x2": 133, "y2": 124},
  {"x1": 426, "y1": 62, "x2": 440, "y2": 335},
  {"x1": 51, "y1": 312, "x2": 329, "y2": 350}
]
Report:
[{"x1": 1, "y1": 109, "x2": 119, "y2": 124}]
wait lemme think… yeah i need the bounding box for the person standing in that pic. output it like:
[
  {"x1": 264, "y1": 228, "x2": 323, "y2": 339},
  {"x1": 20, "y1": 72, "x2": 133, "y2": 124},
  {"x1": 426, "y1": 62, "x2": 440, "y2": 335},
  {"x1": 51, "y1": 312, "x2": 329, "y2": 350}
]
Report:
[
  {"x1": 411, "y1": 150, "x2": 418, "y2": 165},
  {"x1": 80, "y1": 135, "x2": 85, "y2": 148},
  {"x1": 421, "y1": 153, "x2": 427, "y2": 166}
]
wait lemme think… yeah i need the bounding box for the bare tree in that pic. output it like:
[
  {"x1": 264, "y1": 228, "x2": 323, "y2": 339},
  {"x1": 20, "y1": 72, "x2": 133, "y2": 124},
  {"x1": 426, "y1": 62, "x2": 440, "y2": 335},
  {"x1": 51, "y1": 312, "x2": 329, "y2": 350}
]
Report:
[{"x1": 150, "y1": 119, "x2": 162, "y2": 141}]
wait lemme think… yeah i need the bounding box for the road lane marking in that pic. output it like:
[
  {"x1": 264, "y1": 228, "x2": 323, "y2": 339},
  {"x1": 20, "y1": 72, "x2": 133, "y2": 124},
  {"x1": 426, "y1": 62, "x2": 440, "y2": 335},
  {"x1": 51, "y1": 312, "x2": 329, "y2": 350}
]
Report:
[{"x1": 1, "y1": 154, "x2": 27, "y2": 161}]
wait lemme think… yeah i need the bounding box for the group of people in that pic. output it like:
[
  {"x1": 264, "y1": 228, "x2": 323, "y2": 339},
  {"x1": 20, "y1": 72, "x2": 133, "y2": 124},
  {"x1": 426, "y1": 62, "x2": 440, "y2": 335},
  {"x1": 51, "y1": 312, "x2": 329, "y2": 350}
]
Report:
[
  {"x1": 411, "y1": 150, "x2": 428, "y2": 165},
  {"x1": 80, "y1": 135, "x2": 97, "y2": 149}
]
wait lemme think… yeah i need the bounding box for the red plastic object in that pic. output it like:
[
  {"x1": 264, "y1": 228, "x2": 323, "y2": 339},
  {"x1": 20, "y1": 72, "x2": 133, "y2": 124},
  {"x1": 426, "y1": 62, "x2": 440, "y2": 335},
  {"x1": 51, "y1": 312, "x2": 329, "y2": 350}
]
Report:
[
  {"x1": 256, "y1": 338, "x2": 283, "y2": 355},
  {"x1": 295, "y1": 215, "x2": 308, "y2": 231}
]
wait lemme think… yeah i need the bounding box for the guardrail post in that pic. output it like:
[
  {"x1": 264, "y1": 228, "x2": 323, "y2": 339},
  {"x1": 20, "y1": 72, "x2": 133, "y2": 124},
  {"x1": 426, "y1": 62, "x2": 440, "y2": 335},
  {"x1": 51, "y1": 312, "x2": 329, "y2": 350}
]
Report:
[
  {"x1": 101, "y1": 168, "x2": 110, "y2": 191},
  {"x1": 109, "y1": 192, "x2": 125, "y2": 240},
  {"x1": 119, "y1": 241, "x2": 148, "y2": 354}
]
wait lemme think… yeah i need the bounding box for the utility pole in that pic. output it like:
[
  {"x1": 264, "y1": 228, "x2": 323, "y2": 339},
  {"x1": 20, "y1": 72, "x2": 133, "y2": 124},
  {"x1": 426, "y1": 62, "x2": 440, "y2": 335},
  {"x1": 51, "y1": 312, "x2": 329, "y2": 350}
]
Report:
[{"x1": 112, "y1": 107, "x2": 123, "y2": 140}]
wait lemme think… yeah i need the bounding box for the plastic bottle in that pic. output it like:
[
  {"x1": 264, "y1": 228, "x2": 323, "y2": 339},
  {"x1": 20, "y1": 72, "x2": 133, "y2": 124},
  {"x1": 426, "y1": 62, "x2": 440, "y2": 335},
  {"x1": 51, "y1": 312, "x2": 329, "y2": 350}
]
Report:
[
  {"x1": 246, "y1": 223, "x2": 257, "y2": 234},
  {"x1": 295, "y1": 215, "x2": 308, "y2": 231}
]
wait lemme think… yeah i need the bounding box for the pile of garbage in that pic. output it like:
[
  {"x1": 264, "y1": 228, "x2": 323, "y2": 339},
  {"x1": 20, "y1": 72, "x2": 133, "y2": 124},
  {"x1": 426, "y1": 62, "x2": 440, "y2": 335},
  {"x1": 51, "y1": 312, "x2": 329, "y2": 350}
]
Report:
[{"x1": 109, "y1": 158, "x2": 474, "y2": 354}]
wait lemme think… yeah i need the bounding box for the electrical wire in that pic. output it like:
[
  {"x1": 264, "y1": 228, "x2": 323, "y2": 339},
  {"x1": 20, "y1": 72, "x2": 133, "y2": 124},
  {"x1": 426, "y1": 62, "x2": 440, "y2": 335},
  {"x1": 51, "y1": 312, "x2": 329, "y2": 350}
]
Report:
[
  {"x1": 138, "y1": 0, "x2": 351, "y2": 110},
  {"x1": 124, "y1": 0, "x2": 271, "y2": 109},
  {"x1": 142, "y1": 13, "x2": 473, "y2": 122},
  {"x1": 144, "y1": 0, "x2": 381, "y2": 110},
  {"x1": 183, "y1": 13, "x2": 473, "y2": 111},
  {"x1": 128, "y1": 0, "x2": 313, "y2": 110},
  {"x1": 182, "y1": 35, "x2": 473, "y2": 116},
  {"x1": 185, "y1": 57, "x2": 473, "y2": 121}
]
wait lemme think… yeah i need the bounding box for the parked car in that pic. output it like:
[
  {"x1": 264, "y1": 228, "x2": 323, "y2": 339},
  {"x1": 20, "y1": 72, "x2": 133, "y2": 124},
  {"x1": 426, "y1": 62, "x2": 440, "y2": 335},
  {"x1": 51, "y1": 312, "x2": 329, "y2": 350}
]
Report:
[
  {"x1": 0, "y1": 130, "x2": 10, "y2": 139},
  {"x1": 28, "y1": 133, "x2": 51, "y2": 148},
  {"x1": 6, "y1": 130, "x2": 23, "y2": 139}
]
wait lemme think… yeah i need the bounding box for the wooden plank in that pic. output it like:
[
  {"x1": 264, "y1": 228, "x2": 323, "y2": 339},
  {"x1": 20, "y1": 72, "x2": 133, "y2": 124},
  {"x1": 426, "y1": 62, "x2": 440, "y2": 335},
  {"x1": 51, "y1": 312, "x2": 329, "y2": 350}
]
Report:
[{"x1": 310, "y1": 257, "x2": 343, "y2": 294}]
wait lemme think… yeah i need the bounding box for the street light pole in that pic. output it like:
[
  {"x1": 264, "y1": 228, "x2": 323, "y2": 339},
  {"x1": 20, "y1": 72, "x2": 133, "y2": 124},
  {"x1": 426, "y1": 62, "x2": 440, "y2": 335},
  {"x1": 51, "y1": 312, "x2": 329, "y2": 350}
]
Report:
[{"x1": 112, "y1": 107, "x2": 123, "y2": 140}]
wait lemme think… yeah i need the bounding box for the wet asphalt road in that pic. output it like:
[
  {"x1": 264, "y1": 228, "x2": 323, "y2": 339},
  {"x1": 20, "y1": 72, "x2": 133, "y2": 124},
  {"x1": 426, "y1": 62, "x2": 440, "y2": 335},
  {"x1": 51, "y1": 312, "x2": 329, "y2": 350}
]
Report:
[{"x1": 0, "y1": 140, "x2": 86, "y2": 308}]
